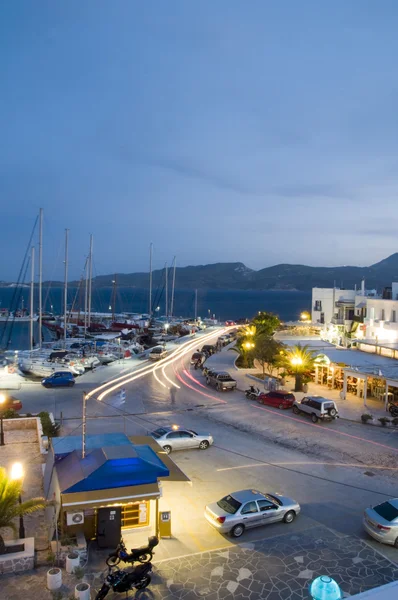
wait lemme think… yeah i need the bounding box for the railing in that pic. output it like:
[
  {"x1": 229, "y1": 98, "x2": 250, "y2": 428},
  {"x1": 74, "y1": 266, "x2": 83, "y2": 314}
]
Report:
[
  {"x1": 331, "y1": 317, "x2": 344, "y2": 325},
  {"x1": 353, "y1": 315, "x2": 364, "y2": 323}
]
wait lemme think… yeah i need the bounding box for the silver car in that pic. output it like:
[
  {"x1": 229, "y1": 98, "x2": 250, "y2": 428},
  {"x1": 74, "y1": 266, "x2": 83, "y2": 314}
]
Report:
[
  {"x1": 363, "y1": 498, "x2": 398, "y2": 547},
  {"x1": 205, "y1": 489, "x2": 301, "y2": 537},
  {"x1": 150, "y1": 426, "x2": 214, "y2": 454}
]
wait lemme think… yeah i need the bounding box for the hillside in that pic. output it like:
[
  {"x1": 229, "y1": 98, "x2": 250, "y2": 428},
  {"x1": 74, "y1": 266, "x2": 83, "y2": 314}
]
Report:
[{"x1": 70, "y1": 254, "x2": 398, "y2": 291}]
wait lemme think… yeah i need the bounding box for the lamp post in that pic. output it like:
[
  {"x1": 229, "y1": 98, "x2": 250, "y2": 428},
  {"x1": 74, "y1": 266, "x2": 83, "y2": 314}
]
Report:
[
  {"x1": 0, "y1": 393, "x2": 6, "y2": 446},
  {"x1": 10, "y1": 462, "x2": 25, "y2": 539}
]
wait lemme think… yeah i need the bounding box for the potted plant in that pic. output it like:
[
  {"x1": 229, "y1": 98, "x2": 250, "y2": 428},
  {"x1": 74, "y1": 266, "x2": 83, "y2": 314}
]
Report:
[
  {"x1": 66, "y1": 551, "x2": 80, "y2": 573},
  {"x1": 74, "y1": 582, "x2": 90, "y2": 600},
  {"x1": 361, "y1": 413, "x2": 373, "y2": 424},
  {"x1": 47, "y1": 567, "x2": 62, "y2": 590},
  {"x1": 378, "y1": 417, "x2": 390, "y2": 427}
]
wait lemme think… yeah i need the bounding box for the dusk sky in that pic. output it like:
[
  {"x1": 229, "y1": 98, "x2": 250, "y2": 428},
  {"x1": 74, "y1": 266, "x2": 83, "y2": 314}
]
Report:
[{"x1": 1, "y1": 1, "x2": 398, "y2": 280}]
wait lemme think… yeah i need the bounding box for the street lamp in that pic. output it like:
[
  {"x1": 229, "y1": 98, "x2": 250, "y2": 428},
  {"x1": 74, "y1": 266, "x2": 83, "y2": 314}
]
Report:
[
  {"x1": 0, "y1": 393, "x2": 6, "y2": 446},
  {"x1": 244, "y1": 342, "x2": 255, "y2": 350},
  {"x1": 164, "y1": 323, "x2": 169, "y2": 333},
  {"x1": 10, "y1": 462, "x2": 25, "y2": 539}
]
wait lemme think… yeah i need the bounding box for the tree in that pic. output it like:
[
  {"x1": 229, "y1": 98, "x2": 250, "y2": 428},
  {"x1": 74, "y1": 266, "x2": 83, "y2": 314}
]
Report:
[
  {"x1": 283, "y1": 344, "x2": 315, "y2": 392},
  {"x1": 0, "y1": 467, "x2": 47, "y2": 554},
  {"x1": 253, "y1": 335, "x2": 284, "y2": 378},
  {"x1": 251, "y1": 312, "x2": 280, "y2": 337}
]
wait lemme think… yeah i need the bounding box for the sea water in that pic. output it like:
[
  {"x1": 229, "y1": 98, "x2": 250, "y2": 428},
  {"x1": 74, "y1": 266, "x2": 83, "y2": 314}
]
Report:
[{"x1": 0, "y1": 287, "x2": 311, "y2": 350}]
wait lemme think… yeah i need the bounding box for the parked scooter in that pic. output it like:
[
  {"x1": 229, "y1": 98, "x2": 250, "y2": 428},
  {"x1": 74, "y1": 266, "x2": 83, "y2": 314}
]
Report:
[
  {"x1": 245, "y1": 386, "x2": 261, "y2": 401},
  {"x1": 388, "y1": 403, "x2": 398, "y2": 417},
  {"x1": 95, "y1": 564, "x2": 152, "y2": 599},
  {"x1": 106, "y1": 536, "x2": 159, "y2": 567}
]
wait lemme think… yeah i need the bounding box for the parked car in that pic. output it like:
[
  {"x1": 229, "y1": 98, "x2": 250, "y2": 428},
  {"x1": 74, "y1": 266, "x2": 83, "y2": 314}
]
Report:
[
  {"x1": 206, "y1": 371, "x2": 237, "y2": 391},
  {"x1": 190, "y1": 352, "x2": 205, "y2": 365},
  {"x1": 149, "y1": 346, "x2": 167, "y2": 360},
  {"x1": 201, "y1": 344, "x2": 216, "y2": 356},
  {"x1": 42, "y1": 371, "x2": 75, "y2": 388},
  {"x1": 259, "y1": 390, "x2": 295, "y2": 409},
  {"x1": 150, "y1": 426, "x2": 213, "y2": 454},
  {"x1": 363, "y1": 498, "x2": 398, "y2": 547},
  {"x1": 225, "y1": 321, "x2": 236, "y2": 327},
  {"x1": 202, "y1": 366, "x2": 217, "y2": 378},
  {"x1": 0, "y1": 395, "x2": 22, "y2": 411},
  {"x1": 292, "y1": 396, "x2": 338, "y2": 423},
  {"x1": 205, "y1": 489, "x2": 300, "y2": 537}
]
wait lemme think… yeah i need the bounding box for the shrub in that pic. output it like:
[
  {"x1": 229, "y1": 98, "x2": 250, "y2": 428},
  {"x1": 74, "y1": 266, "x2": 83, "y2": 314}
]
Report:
[
  {"x1": 73, "y1": 566, "x2": 85, "y2": 579},
  {"x1": 46, "y1": 550, "x2": 55, "y2": 565},
  {"x1": 38, "y1": 411, "x2": 60, "y2": 438},
  {"x1": 2, "y1": 408, "x2": 20, "y2": 419},
  {"x1": 391, "y1": 417, "x2": 398, "y2": 427},
  {"x1": 378, "y1": 417, "x2": 390, "y2": 427},
  {"x1": 361, "y1": 413, "x2": 373, "y2": 423}
]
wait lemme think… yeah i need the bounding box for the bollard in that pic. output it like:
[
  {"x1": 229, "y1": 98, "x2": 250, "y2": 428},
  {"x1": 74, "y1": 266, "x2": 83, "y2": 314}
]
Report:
[{"x1": 309, "y1": 576, "x2": 342, "y2": 600}]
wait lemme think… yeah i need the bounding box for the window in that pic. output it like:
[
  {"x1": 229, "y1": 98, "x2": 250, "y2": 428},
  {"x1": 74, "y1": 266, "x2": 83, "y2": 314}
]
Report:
[
  {"x1": 314, "y1": 300, "x2": 322, "y2": 311},
  {"x1": 257, "y1": 500, "x2": 276, "y2": 512},
  {"x1": 166, "y1": 432, "x2": 180, "y2": 439},
  {"x1": 217, "y1": 495, "x2": 241, "y2": 514},
  {"x1": 392, "y1": 311, "x2": 396, "y2": 323},
  {"x1": 241, "y1": 501, "x2": 258, "y2": 514},
  {"x1": 178, "y1": 431, "x2": 193, "y2": 438}
]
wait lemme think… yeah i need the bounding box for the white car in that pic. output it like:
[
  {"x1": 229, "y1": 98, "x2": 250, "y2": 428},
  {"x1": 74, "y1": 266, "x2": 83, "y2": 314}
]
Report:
[
  {"x1": 149, "y1": 346, "x2": 167, "y2": 360},
  {"x1": 150, "y1": 427, "x2": 214, "y2": 454}
]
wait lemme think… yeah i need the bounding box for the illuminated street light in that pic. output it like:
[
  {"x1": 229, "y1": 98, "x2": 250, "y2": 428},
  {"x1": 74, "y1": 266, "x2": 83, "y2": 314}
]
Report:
[
  {"x1": 291, "y1": 356, "x2": 303, "y2": 367},
  {"x1": 164, "y1": 323, "x2": 170, "y2": 331},
  {"x1": 244, "y1": 342, "x2": 255, "y2": 350},
  {"x1": 10, "y1": 462, "x2": 25, "y2": 539}
]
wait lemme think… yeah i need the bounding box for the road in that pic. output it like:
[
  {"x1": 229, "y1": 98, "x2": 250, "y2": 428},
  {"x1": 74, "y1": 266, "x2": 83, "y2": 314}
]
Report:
[{"x1": 15, "y1": 328, "x2": 398, "y2": 566}]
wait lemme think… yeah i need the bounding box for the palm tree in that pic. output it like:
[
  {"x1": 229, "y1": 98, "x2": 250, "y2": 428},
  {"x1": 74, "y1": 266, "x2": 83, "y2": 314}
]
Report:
[
  {"x1": 284, "y1": 344, "x2": 316, "y2": 392},
  {"x1": 0, "y1": 467, "x2": 47, "y2": 554}
]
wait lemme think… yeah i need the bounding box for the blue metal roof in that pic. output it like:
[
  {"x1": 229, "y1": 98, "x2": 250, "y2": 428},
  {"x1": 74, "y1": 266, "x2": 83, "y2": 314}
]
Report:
[
  {"x1": 55, "y1": 439, "x2": 170, "y2": 493},
  {"x1": 52, "y1": 433, "x2": 130, "y2": 458}
]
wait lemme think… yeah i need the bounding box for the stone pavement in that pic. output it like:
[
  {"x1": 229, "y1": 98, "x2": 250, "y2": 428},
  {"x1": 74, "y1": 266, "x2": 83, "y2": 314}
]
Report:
[{"x1": 2, "y1": 526, "x2": 397, "y2": 599}]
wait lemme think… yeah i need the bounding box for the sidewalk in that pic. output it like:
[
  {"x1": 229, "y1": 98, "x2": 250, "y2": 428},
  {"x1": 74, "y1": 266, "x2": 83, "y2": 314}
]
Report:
[{"x1": 205, "y1": 349, "x2": 392, "y2": 424}]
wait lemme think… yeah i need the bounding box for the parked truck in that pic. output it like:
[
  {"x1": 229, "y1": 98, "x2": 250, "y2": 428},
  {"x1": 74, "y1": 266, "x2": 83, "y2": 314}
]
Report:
[{"x1": 206, "y1": 371, "x2": 237, "y2": 391}]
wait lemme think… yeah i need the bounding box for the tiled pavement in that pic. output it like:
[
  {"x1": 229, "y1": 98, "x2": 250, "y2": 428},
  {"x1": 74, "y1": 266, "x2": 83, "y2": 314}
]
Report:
[{"x1": 1, "y1": 526, "x2": 397, "y2": 599}]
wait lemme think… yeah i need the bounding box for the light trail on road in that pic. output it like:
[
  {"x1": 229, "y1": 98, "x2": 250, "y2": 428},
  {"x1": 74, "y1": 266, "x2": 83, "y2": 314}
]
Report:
[{"x1": 86, "y1": 328, "x2": 227, "y2": 401}]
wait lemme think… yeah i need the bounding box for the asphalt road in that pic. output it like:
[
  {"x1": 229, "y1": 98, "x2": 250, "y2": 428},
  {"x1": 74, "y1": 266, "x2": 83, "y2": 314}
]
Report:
[{"x1": 13, "y1": 328, "x2": 398, "y2": 565}]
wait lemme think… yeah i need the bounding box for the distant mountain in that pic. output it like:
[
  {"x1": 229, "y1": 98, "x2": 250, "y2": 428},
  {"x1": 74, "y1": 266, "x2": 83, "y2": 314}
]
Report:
[
  {"x1": 69, "y1": 254, "x2": 398, "y2": 291},
  {"x1": 4, "y1": 255, "x2": 398, "y2": 291}
]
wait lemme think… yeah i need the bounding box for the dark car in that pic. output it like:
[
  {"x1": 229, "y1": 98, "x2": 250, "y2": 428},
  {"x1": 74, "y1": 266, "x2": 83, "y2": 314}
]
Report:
[
  {"x1": 190, "y1": 352, "x2": 205, "y2": 365},
  {"x1": 42, "y1": 371, "x2": 75, "y2": 388},
  {"x1": 201, "y1": 344, "x2": 216, "y2": 356},
  {"x1": 259, "y1": 390, "x2": 295, "y2": 410},
  {"x1": 0, "y1": 395, "x2": 22, "y2": 412}
]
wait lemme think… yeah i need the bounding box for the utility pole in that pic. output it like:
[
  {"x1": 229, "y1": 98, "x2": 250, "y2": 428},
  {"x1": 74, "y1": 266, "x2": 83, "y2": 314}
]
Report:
[
  {"x1": 194, "y1": 289, "x2": 198, "y2": 321},
  {"x1": 82, "y1": 392, "x2": 87, "y2": 459},
  {"x1": 38, "y1": 208, "x2": 43, "y2": 349},
  {"x1": 63, "y1": 229, "x2": 69, "y2": 344}
]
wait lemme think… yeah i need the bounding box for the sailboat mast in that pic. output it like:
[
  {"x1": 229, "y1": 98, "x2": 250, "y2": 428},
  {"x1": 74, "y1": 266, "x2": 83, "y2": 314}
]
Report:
[
  {"x1": 149, "y1": 242, "x2": 153, "y2": 316},
  {"x1": 87, "y1": 234, "x2": 93, "y2": 328},
  {"x1": 194, "y1": 289, "x2": 198, "y2": 321},
  {"x1": 170, "y1": 256, "x2": 176, "y2": 318},
  {"x1": 84, "y1": 252, "x2": 89, "y2": 336},
  {"x1": 165, "y1": 262, "x2": 168, "y2": 319},
  {"x1": 112, "y1": 275, "x2": 117, "y2": 322},
  {"x1": 30, "y1": 246, "x2": 35, "y2": 352},
  {"x1": 63, "y1": 229, "x2": 69, "y2": 344},
  {"x1": 38, "y1": 208, "x2": 43, "y2": 349}
]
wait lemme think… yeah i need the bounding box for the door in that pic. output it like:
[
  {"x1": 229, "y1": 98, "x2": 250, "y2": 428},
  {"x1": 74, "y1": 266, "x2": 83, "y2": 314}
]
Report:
[
  {"x1": 165, "y1": 431, "x2": 182, "y2": 450},
  {"x1": 178, "y1": 430, "x2": 197, "y2": 449},
  {"x1": 239, "y1": 501, "x2": 262, "y2": 529},
  {"x1": 267, "y1": 393, "x2": 279, "y2": 407},
  {"x1": 97, "y1": 507, "x2": 122, "y2": 548},
  {"x1": 257, "y1": 499, "x2": 282, "y2": 524},
  {"x1": 52, "y1": 373, "x2": 61, "y2": 387}
]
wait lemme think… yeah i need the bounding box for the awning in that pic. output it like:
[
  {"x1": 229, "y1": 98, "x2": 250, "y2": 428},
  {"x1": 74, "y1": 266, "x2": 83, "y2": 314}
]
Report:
[
  {"x1": 130, "y1": 436, "x2": 191, "y2": 483},
  {"x1": 356, "y1": 302, "x2": 366, "y2": 309}
]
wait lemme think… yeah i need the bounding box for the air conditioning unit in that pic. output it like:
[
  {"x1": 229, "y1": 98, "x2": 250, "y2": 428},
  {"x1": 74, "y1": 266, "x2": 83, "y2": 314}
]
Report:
[{"x1": 66, "y1": 511, "x2": 84, "y2": 526}]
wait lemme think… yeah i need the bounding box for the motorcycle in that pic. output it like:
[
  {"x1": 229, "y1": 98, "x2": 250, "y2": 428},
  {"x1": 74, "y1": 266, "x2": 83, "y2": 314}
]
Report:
[
  {"x1": 106, "y1": 535, "x2": 159, "y2": 567},
  {"x1": 388, "y1": 403, "x2": 398, "y2": 417},
  {"x1": 245, "y1": 386, "x2": 261, "y2": 401},
  {"x1": 95, "y1": 563, "x2": 152, "y2": 599}
]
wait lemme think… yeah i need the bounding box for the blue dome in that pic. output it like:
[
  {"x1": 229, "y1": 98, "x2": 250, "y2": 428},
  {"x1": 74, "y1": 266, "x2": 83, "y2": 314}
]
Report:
[{"x1": 309, "y1": 576, "x2": 342, "y2": 600}]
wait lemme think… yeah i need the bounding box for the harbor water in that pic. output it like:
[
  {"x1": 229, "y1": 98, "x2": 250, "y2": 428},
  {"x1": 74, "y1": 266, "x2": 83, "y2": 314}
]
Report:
[{"x1": 0, "y1": 287, "x2": 311, "y2": 350}]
